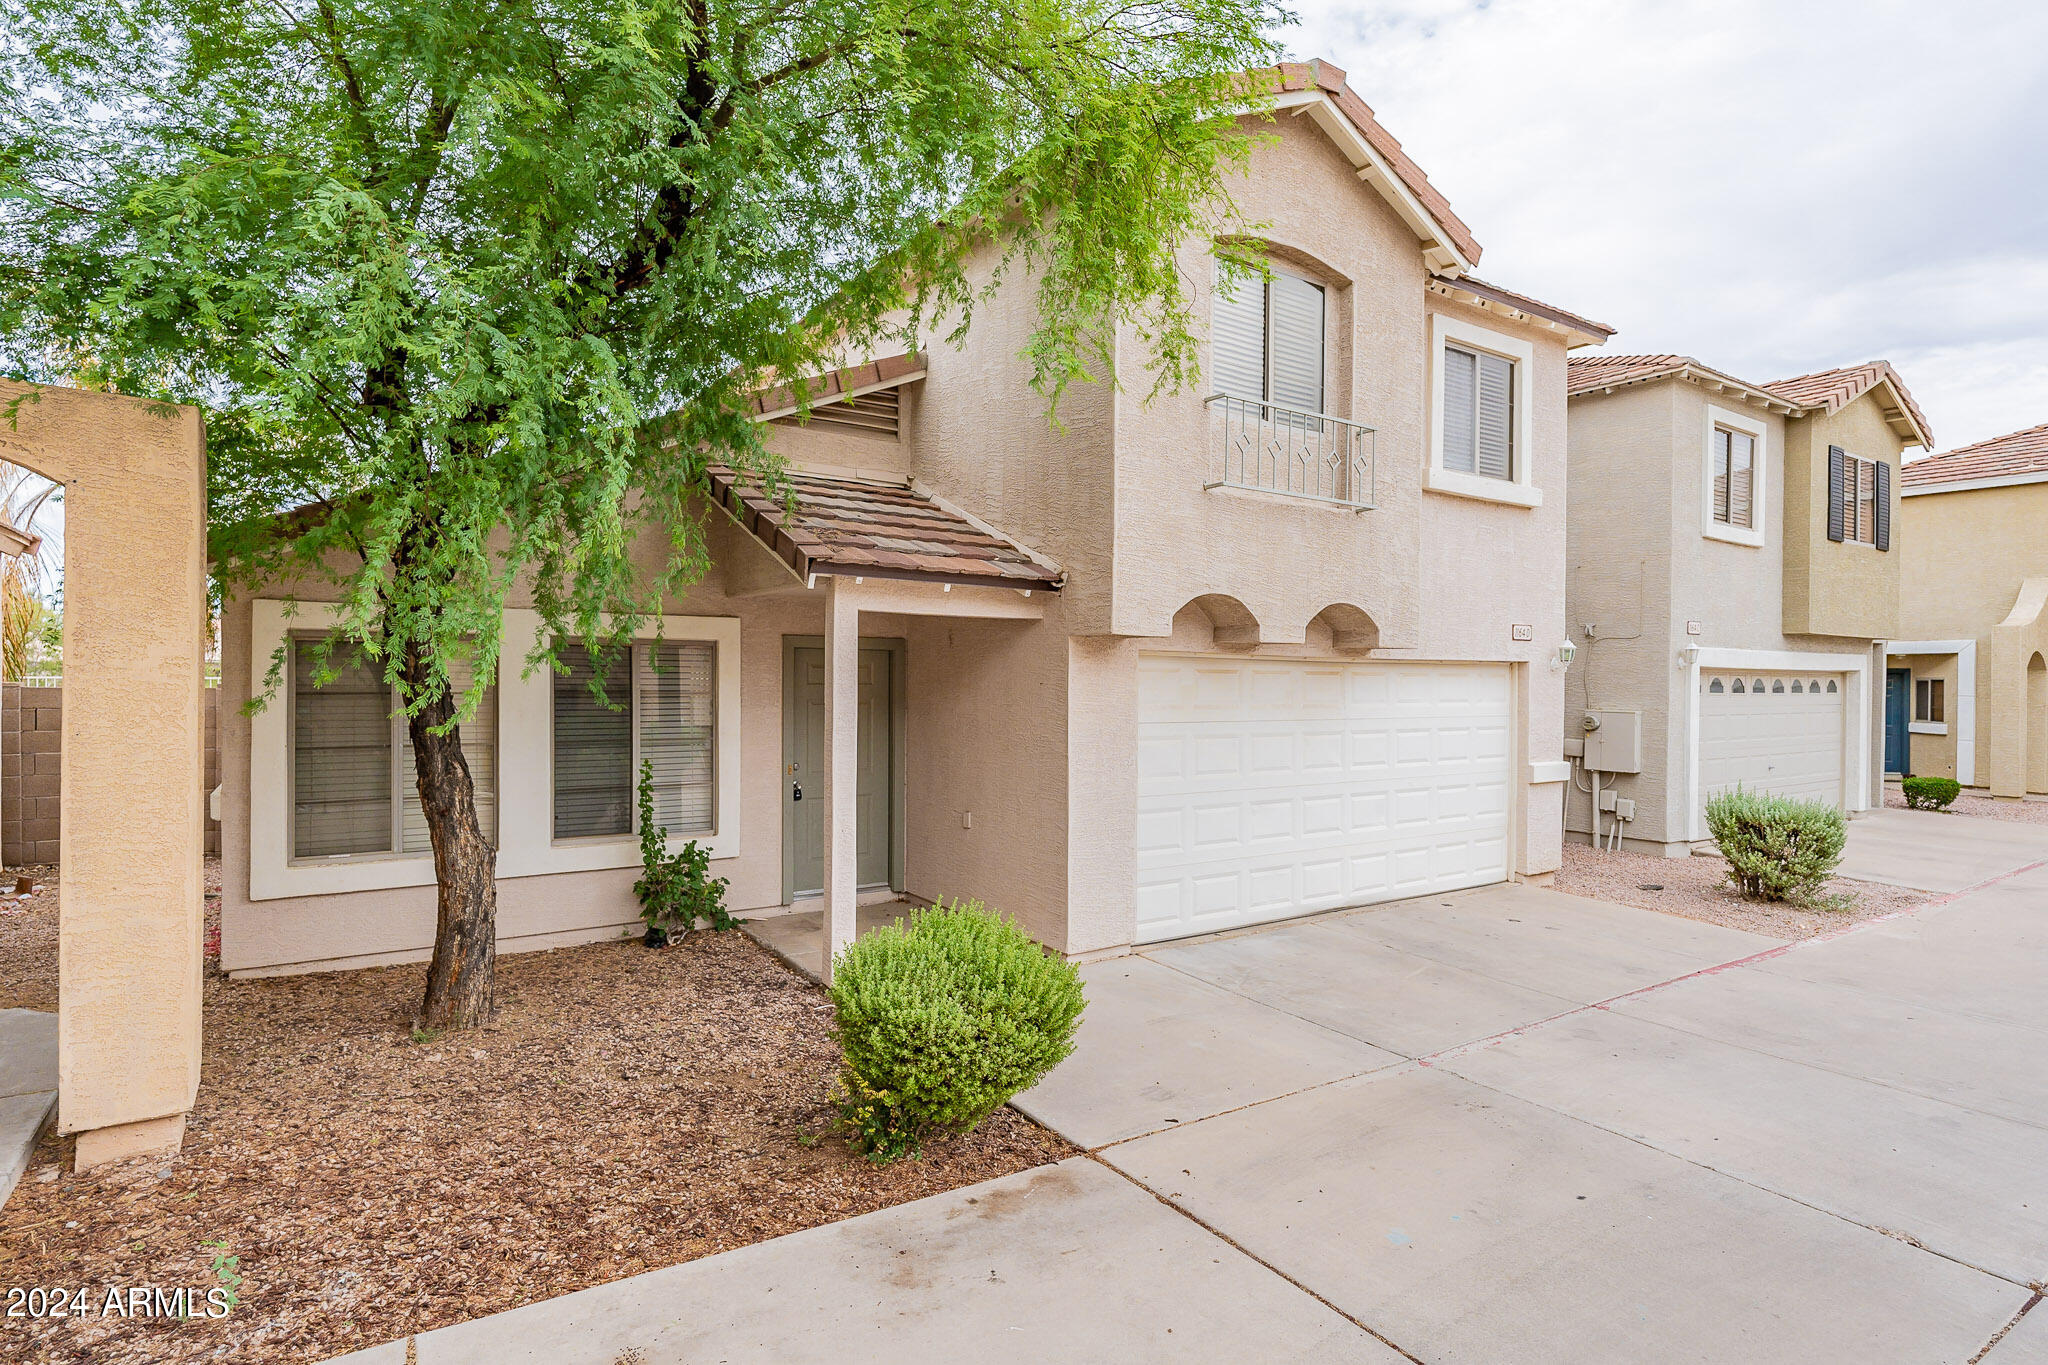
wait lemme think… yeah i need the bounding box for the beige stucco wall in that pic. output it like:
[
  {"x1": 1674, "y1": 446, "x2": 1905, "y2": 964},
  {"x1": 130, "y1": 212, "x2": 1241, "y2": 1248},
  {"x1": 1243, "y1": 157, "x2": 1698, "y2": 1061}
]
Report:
[
  {"x1": 0, "y1": 381, "x2": 209, "y2": 1158},
  {"x1": 221, "y1": 101, "x2": 1586, "y2": 971},
  {"x1": 1783, "y1": 398, "x2": 1906, "y2": 639},
  {"x1": 1565, "y1": 378, "x2": 1891, "y2": 851},
  {"x1": 1897, "y1": 480, "x2": 2048, "y2": 792}
]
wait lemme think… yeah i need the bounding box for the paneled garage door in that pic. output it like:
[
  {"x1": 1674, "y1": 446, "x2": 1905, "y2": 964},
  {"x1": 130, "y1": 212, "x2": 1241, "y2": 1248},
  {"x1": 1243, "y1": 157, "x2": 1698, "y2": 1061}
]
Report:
[
  {"x1": 1698, "y1": 670, "x2": 1846, "y2": 808},
  {"x1": 1134, "y1": 655, "x2": 1512, "y2": 943}
]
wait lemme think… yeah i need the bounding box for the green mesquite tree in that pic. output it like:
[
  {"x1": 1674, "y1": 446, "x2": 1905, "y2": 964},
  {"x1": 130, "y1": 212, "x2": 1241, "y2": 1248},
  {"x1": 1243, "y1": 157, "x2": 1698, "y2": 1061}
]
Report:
[{"x1": 2, "y1": 0, "x2": 1283, "y2": 1026}]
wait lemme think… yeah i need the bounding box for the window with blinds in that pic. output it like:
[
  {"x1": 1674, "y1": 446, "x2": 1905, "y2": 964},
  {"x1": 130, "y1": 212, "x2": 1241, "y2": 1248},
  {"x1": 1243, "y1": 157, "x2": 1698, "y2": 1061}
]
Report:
[
  {"x1": 292, "y1": 646, "x2": 392, "y2": 858},
  {"x1": 1442, "y1": 343, "x2": 1515, "y2": 479},
  {"x1": 1211, "y1": 265, "x2": 1326, "y2": 415},
  {"x1": 291, "y1": 640, "x2": 498, "y2": 859},
  {"x1": 1711, "y1": 425, "x2": 1756, "y2": 528},
  {"x1": 552, "y1": 639, "x2": 717, "y2": 841}
]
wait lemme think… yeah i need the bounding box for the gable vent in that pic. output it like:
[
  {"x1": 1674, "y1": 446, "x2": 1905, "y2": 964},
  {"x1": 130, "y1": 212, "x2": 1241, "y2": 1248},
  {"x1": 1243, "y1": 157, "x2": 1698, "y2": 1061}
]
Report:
[{"x1": 773, "y1": 387, "x2": 900, "y2": 439}]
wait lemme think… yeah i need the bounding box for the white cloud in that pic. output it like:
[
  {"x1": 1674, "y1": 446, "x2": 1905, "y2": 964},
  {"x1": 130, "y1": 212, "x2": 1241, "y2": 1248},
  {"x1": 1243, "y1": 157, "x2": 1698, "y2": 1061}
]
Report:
[{"x1": 1277, "y1": 0, "x2": 2048, "y2": 447}]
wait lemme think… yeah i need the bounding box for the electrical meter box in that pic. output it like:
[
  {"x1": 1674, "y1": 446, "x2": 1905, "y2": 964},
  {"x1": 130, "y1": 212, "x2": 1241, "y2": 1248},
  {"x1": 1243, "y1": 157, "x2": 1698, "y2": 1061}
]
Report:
[{"x1": 1581, "y1": 710, "x2": 1642, "y2": 774}]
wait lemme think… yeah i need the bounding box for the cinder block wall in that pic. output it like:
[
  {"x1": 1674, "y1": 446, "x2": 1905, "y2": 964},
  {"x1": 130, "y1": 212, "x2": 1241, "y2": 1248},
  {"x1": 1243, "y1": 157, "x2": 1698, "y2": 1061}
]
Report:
[{"x1": 1, "y1": 683, "x2": 221, "y2": 863}]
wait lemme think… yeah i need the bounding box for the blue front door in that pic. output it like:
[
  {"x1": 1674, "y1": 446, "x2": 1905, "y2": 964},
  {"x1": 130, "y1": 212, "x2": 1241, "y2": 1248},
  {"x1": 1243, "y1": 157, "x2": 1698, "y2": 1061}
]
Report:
[{"x1": 1884, "y1": 667, "x2": 1911, "y2": 775}]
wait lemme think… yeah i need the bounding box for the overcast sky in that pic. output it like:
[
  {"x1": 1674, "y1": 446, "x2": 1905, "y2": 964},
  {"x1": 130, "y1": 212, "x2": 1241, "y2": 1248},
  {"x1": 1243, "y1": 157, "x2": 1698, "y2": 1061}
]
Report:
[{"x1": 1277, "y1": 0, "x2": 2048, "y2": 451}]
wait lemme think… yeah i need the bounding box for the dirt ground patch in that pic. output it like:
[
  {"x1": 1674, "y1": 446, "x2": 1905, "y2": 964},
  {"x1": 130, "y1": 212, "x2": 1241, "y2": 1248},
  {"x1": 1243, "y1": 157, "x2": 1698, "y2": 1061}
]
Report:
[
  {"x1": 1884, "y1": 781, "x2": 2048, "y2": 825},
  {"x1": 1557, "y1": 841, "x2": 1926, "y2": 940},
  {"x1": 0, "y1": 863, "x2": 59, "y2": 1012},
  {"x1": 0, "y1": 920, "x2": 1073, "y2": 1364}
]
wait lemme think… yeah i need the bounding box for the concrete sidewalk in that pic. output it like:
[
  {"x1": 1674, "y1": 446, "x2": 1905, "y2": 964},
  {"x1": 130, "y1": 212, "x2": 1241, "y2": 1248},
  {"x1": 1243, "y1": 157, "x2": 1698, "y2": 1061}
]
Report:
[
  {"x1": 330, "y1": 835, "x2": 2048, "y2": 1363},
  {"x1": 0, "y1": 1009, "x2": 56, "y2": 1210},
  {"x1": 1839, "y1": 805, "x2": 2048, "y2": 891}
]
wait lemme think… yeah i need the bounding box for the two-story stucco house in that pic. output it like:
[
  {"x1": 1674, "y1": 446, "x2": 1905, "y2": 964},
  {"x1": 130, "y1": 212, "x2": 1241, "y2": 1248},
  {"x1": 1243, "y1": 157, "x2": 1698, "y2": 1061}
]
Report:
[
  {"x1": 1562, "y1": 357, "x2": 1932, "y2": 855},
  {"x1": 1889, "y1": 424, "x2": 2048, "y2": 798},
  {"x1": 216, "y1": 59, "x2": 1614, "y2": 979}
]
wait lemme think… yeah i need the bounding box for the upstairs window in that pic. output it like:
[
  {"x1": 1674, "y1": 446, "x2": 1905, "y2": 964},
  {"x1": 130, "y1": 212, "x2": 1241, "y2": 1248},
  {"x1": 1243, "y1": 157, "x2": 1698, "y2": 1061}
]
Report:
[
  {"x1": 1441, "y1": 342, "x2": 1516, "y2": 480},
  {"x1": 290, "y1": 640, "x2": 498, "y2": 860},
  {"x1": 1711, "y1": 425, "x2": 1756, "y2": 528},
  {"x1": 552, "y1": 640, "x2": 717, "y2": 841},
  {"x1": 1828, "y1": 446, "x2": 1890, "y2": 549},
  {"x1": 1212, "y1": 265, "x2": 1326, "y2": 416}
]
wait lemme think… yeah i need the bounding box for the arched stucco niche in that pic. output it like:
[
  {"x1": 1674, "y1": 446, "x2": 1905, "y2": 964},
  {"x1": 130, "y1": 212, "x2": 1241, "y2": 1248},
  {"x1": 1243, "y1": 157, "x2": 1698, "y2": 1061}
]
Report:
[
  {"x1": 0, "y1": 380, "x2": 208, "y2": 1169},
  {"x1": 2030, "y1": 652, "x2": 2048, "y2": 795},
  {"x1": 1171, "y1": 594, "x2": 1262, "y2": 652},
  {"x1": 1306, "y1": 603, "x2": 1380, "y2": 655}
]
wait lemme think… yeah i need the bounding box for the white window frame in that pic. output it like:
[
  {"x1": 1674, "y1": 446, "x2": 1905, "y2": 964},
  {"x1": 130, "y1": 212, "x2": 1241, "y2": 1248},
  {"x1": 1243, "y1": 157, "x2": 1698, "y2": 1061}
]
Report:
[
  {"x1": 1425, "y1": 313, "x2": 1540, "y2": 508},
  {"x1": 1701, "y1": 404, "x2": 1768, "y2": 548},
  {"x1": 249, "y1": 600, "x2": 742, "y2": 901}
]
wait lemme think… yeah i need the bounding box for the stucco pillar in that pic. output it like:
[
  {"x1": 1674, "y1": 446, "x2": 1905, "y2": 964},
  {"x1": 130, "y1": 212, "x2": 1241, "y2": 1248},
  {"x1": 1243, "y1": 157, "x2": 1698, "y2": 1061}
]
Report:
[
  {"x1": 0, "y1": 382, "x2": 208, "y2": 1169},
  {"x1": 820, "y1": 577, "x2": 860, "y2": 981}
]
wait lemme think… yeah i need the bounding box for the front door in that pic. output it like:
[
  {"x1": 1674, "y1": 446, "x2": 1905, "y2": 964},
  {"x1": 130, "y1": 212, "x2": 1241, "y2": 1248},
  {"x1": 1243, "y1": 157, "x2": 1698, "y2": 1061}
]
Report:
[
  {"x1": 1885, "y1": 667, "x2": 1911, "y2": 776},
  {"x1": 784, "y1": 643, "x2": 894, "y2": 898}
]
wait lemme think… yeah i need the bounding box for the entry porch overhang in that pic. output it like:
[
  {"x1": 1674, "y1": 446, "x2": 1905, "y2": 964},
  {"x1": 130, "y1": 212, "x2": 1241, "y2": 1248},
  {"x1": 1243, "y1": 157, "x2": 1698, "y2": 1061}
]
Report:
[{"x1": 710, "y1": 464, "x2": 1063, "y2": 979}]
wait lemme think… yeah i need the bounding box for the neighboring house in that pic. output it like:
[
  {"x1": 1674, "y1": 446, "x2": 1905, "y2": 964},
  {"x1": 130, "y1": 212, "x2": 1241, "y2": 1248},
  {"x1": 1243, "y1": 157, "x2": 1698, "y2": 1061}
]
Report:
[
  {"x1": 217, "y1": 59, "x2": 1614, "y2": 978},
  {"x1": 1890, "y1": 424, "x2": 2048, "y2": 796},
  {"x1": 1562, "y1": 357, "x2": 1933, "y2": 854}
]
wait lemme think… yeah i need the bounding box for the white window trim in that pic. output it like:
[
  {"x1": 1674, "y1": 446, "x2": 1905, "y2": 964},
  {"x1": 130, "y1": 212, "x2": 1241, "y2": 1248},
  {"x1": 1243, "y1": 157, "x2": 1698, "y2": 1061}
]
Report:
[
  {"x1": 1701, "y1": 404, "x2": 1767, "y2": 548},
  {"x1": 249, "y1": 600, "x2": 742, "y2": 901},
  {"x1": 1886, "y1": 639, "x2": 1976, "y2": 785},
  {"x1": 1425, "y1": 313, "x2": 1540, "y2": 508},
  {"x1": 1681, "y1": 645, "x2": 1871, "y2": 842}
]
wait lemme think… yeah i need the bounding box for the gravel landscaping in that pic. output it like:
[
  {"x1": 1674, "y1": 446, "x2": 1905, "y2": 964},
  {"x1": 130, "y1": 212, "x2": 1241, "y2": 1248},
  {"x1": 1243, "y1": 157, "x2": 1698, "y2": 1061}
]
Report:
[
  {"x1": 1884, "y1": 781, "x2": 2048, "y2": 825},
  {"x1": 0, "y1": 910, "x2": 1073, "y2": 1364},
  {"x1": 1556, "y1": 841, "x2": 1925, "y2": 940}
]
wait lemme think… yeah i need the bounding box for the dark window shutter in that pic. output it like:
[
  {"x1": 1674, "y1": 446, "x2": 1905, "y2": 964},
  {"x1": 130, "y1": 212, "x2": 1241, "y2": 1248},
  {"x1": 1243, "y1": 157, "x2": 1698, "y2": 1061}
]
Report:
[
  {"x1": 1827, "y1": 445, "x2": 1847, "y2": 542},
  {"x1": 1874, "y1": 459, "x2": 1892, "y2": 550}
]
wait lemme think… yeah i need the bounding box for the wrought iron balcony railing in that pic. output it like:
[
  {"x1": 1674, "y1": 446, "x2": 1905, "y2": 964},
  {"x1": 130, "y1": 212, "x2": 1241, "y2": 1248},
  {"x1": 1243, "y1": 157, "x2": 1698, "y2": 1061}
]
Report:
[{"x1": 1205, "y1": 394, "x2": 1377, "y2": 510}]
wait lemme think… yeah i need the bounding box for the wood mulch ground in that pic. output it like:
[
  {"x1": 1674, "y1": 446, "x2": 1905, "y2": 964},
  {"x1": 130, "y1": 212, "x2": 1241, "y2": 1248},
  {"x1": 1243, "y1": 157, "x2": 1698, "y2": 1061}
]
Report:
[
  {"x1": 1556, "y1": 841, "x2": 1925, "y2": 940},
  {"x1": 0, "y1": 908, "x2": 1073, "y2": 1364}
]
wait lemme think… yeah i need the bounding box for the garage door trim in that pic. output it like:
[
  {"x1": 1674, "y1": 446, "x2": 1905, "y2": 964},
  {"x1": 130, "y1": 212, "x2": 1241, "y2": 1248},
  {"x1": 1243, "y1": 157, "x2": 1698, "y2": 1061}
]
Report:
[{"x1": 1683, "y1": 645, "x2": 1870, "y2": 841}]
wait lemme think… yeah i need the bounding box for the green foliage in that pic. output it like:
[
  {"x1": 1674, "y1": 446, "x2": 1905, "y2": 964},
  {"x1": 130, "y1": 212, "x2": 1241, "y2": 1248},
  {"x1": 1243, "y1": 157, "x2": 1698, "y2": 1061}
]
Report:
[
  {"x1": 1, "y1": 0, "x2": 1285, "y2": 716},
  {"x1": 1901, "y1": 775, "x2": 1961, "y2": 811},
  {"x1": 633, "y1": 758, "x2": 735, "y2": 938},
  {"x1": 828, "y1": 898, "x2": 1084, "y2": 1163},
  {"x1": 0, "y1": 0, "x2": 1283, "y2": 1014},
  {"x1": 200, "y1": 1239, "x2": 243, "y2": 1312},
  {"x1": 1704, "y1": 786, "x2": 1848, "y2": 903}
]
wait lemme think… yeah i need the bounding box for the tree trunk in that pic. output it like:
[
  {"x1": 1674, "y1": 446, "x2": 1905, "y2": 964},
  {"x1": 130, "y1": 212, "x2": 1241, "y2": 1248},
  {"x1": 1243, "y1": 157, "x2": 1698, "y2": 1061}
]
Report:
[{"x1": 407, "y1": 645, "x2": 499, "y2": 1028}]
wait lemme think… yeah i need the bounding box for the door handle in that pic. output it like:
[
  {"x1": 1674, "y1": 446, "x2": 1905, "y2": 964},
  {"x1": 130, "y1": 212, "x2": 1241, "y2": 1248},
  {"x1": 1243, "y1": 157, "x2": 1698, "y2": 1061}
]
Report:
[{"x1": 792, "y1": 782, "x2": 803, "y2": 802}]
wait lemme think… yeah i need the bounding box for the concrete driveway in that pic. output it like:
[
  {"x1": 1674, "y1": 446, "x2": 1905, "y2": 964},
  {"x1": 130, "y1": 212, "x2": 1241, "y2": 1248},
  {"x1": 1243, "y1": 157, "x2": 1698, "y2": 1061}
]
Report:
[
  {"x1": 346, "y1": 813, "x2": 2048, "y2": 1364},
  {"x1": 1841, "y1": 805, "x2": 2048, "y2": 891}
]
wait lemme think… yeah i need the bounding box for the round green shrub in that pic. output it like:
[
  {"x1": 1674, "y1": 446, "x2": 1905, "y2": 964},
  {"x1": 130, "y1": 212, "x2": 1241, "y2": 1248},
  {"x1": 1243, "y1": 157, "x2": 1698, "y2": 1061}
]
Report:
[
  {"x1": 1703, "y1": 785, "x2": 1847, "y2": 903},
  {"x1": 1901, "y1": 775, "x2": 1962, "y2": 811},
  {"x1": 827, "y1": 898, "x2": 1085, "y2": 1163}
]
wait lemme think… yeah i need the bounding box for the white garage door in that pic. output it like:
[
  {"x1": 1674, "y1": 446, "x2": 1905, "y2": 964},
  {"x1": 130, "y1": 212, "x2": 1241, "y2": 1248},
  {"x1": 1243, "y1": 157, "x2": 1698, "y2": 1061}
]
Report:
[
  {"x1": 1698, "y1": 670, "x2": 1845, "y2": 808},
  {"x1": 1135, "y1": 655, "x2": 1512, "y2": 943}
]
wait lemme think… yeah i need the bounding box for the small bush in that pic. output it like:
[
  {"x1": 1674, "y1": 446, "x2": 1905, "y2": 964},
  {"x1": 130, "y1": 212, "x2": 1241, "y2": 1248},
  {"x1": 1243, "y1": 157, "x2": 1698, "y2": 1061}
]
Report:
[
  {"x1": 1901, "y1": 775, "x2": 1962, "y2": 811},
  {"x1": 633, "y1": 760, "x2": 736, "y2": 941},
  {"x1": 828, "y1": 899, "x2": 1084, "y2": 1163},
  {"x1": 1704, "y1": 785, "x2": 1847, "y2": 903}
]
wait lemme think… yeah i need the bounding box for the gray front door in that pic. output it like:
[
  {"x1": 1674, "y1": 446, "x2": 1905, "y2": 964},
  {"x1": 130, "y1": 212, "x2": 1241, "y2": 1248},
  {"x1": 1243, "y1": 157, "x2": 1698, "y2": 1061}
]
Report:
[{"x1": 785, "y1": 644, "x2": 893, "y2": 897}]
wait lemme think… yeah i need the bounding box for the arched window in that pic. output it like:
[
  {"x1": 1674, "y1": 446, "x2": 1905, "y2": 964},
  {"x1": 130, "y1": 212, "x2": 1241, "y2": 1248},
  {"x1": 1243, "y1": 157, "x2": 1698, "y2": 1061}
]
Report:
[
  {"x1": 1753, "y1": 679, "x2": 1767, "y2": 693},
  {"x1": 1731, "y1": 678, "x2": 1746, "y2": 694},
  {"x1": 1791, "y1": 680, "x2": 1805, "y2": 693},
  {"x1": 1708, "y1": 678, "x2": 1725, "y2": 694},
  {"x1": 1826, "y1": 679, "x2": 1838, "y2": 693},
  {"x1": 1772, "y1": 679, "x2": 1786, "y2": 693}
]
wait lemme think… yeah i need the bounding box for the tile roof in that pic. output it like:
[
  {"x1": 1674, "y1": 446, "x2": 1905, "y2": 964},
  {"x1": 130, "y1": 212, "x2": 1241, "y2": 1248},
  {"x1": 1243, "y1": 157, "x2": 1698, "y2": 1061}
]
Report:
[
  {"x1": 1566, "y1": 354, "x2": 1797, "y2": 410},
  {"x1": 708, "y1": 466, "x2": 1062, "y2": 591},
  {"x1": 1902, "y1": 423, "x2": 2048, "y2": 489},
  {"x1": 1761, "y1": 361, "x2": 1934, "y2": 448},
  {"x1": 1270, "y1": 61, "x2": 1482, "y2": 268}
]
